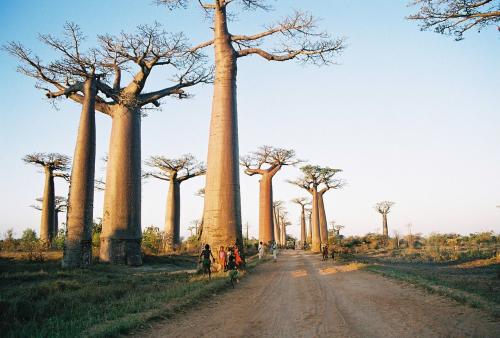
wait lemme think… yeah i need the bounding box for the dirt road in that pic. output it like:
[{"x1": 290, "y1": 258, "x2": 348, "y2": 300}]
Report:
[{"x1": 134, "y1": 251, "x2": 499, "y2": 338}]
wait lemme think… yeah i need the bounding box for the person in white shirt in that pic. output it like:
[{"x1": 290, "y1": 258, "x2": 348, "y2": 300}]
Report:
[{"x1": 258, "y1": 241, "x2": 265, "y2": 260}]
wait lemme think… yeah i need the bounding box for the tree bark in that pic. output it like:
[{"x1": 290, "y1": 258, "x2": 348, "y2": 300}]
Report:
[
  {"x1": 310, "y1": 189, "x2": 321, "y2": 252},
  {"x1": 308, "y1": 211, "x2": 312, "y2": 245},
  {"x1": 40, "y1": 167, "x2": 55, "y2": 245},
  {"x1": 273, "y1": 206, "x2": 281, "y2": 245},
  {"x1": 300, "y1": 206, "x2": 306, "y2": 249},
  {"x1": 383, "y1": 214, "x2": 388, "y2": 237},
  {"x1": 63, "y1": 78, "x2": 96, "y2": 268},
  {"x1": 54, "y1": 210, "x2": 59, "y2": 236},
  {"x1": 258, "y1": 174, "x2": 274, "y2": 244},
  {"x1": 281, "y1": 221, "x2": 286, "y2": 247},
  {"x1": 164, "y1": 179, "x2": 181, "y2": 251},
  {"x1": 318, "y1": 192, "x2": 328, "y2": 244},
  {"x1": 201, "y1": 5, "x2": 242, "y2": 251},
  {"x1": 100, "y1": 105, "x2": 142, "y2": 266}
]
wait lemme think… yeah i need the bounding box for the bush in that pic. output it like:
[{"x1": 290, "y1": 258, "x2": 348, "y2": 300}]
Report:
[
  {"x1": 1, "y1": 228, "x2": 17, "y2": 251},
  {"x1": 142, "y1": 225, "x2": 164, "y2": 255},
  {"x1": 52, "y1": 228, "x2": 65, "y2": 250},
  {"x1": 20, "y1": 229, "x2": 45, "y2": 262}
]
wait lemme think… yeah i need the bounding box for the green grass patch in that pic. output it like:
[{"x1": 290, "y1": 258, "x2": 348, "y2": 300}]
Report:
[{"x1": 0, "y1": 253, "x2": 263, "y2": 337}]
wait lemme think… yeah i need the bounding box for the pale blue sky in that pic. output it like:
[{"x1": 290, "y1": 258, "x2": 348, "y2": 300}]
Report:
[{"x1": 0, "y1": 0, "x2": 499, "y2": 240}]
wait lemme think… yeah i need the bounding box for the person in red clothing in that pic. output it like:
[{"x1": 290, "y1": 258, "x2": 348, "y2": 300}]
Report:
[
  {"x1": 233, "y1": 243, "x2": 243, "y2": 267},
  {"x1": 218, "y1": 245, "x2": 227, "y2": 271}
]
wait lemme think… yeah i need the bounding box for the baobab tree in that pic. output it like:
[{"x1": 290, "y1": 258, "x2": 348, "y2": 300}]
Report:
[
  {"x1": 5, "y1": 23, "x2": 102, "y2": 266},
  {"x1": 144, "y1": 154, "x2": 206, "y2": 251},
  {"x1": 374, "y1": 201, "x2": 395, "y2": 238},
  {"x1": 23, "y1": 153, "x2": 70, "y2": 245},
  {"x1": 31, "y1": 196, "x2": 67, "y2": 236},
  {"x1": 272, "y1": 200, "x2": 284, "y2": 245},
  {"x1": 96, "y1": 24, "x2": 210, "y2": 265},
  {"x1": 279, "y1": 212, "x2": 291, "y2": 248},
  {"x1": 408, "y1": 0, "x2": 500, "y2": 40},
  {"x1": 195, "y1": 188, "x2": 205, "y2": 239},
  {"x1": 291, "y1": 197, "x2": 310, "y2": 249},
  {"x1": 158, "y1": 0, "x2": 346, "y2": 251},
  {"x1": 241, "y1": 146, "x2": 298, "y2": 244},
  {"x1": 6, "y1": 23, "x2": 210, "y2": 265},
  {"x1": 288, "y1": 165, "x2": 342, "y2": 252},
  {"x1": 305, "y1": 207, "x2": 312, "y2": 245},
  {"x1": 317, "y1": 174, "x2": 344, "y2": 244}
]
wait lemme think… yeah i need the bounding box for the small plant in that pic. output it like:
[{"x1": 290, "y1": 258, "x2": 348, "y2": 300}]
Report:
[
  {"x1": 1, "y1": 228, "x2": 17, "y2": 251},
  {"x1": 142, "y1": 225, "x2": 164, "y2": 255},
  {"x1": 20, "y1": 229, "x2": 45, "y2": 262}
]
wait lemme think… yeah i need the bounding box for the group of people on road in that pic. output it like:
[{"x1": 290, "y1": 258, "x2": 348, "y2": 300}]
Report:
[
  {"x1": 199, "y1": 243, "x2": 243, "y2": 282},
  {"x1": 321, "y1": 243, "x2": 335, "y2": 260},
  {"x1": 200, "y1": 240, "x2": 334, "y2": 287}
]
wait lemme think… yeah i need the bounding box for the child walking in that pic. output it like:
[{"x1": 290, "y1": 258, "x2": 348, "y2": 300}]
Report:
[
  {"x1": 226, "y1": 255, "x2": 239, "y2": 288},
  {"x1": 200, "y1": 244, "x2": 216, "y2": 279}
]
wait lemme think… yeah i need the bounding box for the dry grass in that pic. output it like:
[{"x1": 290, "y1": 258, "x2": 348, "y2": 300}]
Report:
[
  {"x1": 0, "y1": 251, "x2": 261, "y2": 338},
  {"x1": 351, "y1": 251, "x2": 500, "y2": 318}
]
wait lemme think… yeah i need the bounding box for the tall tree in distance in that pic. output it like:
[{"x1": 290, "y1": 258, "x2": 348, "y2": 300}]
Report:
[
  {"x1": 241, "y1": 146, "x2": 299, "y2": 244},
  {"x1": 158, "y1": 0, "x2": 345, "y2": 252},
  {"x1": 375, "y1": 201, "x2": 396, "y2": 238},
  {"x1": 288, "y1": 165, "x2": 342, "y2": 252},
  {"x1": 272, "y1": 200, "x2": 284, "y2": 245},
  {"x1": 408, "y1": 0, "x2": 500, "y2": 40},
  {"x1": 305, "y1": 207, "x2": 312, "y2": 245},
  {"x1": 279, "y1": 211, "x2": 291, "y2": 248},
  {"x1": 145, "y1": 154, "x2": 206, "y2": 251},
  {"x1": 291, "y1": 197, "x2": 310, "y2": 249},
  {"x1": 317, "y1": 172, "x2": 344, "y2": 244},
  {"x1": 23, "y1": 153, "x2": 70, "y2": 245},
  {"x1": 195, "y1": 188, "x2": 205, "y2": 239},
  {"x1": 31, "y1": 196, "x2": 67, "y2": 236}
]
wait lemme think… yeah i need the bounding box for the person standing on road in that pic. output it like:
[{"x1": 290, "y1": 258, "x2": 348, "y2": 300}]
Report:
[
  {"x1": 271, "y1": 241, "x2": 278, "y2": 262},
  {"x1": 258, "y1": 241, "x2": 265, "y2": 260},
  {"x1": 200, "y1": 244, "x2": 216, "y2": 279},
  {"x1": 219, "y1": 245, "x2": 227, "y2": 271},
  {"x1": 233, "y1": 242, "x2": 243, "y2": 267},
  {"x1": 322, "y1": 244, "x2": 329, "y2": 260}
]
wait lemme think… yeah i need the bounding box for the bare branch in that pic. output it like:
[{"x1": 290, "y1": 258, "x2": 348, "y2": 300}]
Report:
[
  {"x1": 241, "y1": 145, "x2": 300, "y2": 177},
  {"x1": 374, "y1": 201, "x2": 396, "y2": 215},
  {"x1": 23, "y1": 152, "x2": 71, "y2": 173},
  {"x1": 408, "y1": 0, "x2": 500, "y2": 40},
  {"x1": 144, "y1": 154, "x2": 206, "y2": 182}
]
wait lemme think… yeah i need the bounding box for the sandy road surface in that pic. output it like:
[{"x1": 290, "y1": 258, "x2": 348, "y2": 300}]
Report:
[{"x1": 133, "y1": 251, "x2": 499, "y2": 338}]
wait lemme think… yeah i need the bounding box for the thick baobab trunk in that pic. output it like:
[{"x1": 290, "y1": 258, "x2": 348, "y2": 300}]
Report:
[
  {"x1": 318, "y1": 193, "x2": 328, "y2": 244},
  {"x1": 63, "y1": 78, "x2": 96, "y2": 268},
  {"x1": 202, "y1": 6, "x2": 242, "y2": 250},
  {"x1": 41, "y1": 168, "x2": 55, "y2": 245},
  {"x1": 310, "y1": 189, "x2": 321, "y2": 252},
  {"x1": 164, "y1": 179, "x2": 180, "y2": 251},
  {"x1": 300, "y1": 207, "x2": 306, "y2": 249},
  {"x1": 258, "y1": 174, "x2": 274, "y2": 244},
  {"x1": 100, "y1": 105, "x2": 142, "y2": 265},
  {"x1": 382, "y1": 214, "x2": 388, "y2": 237}
]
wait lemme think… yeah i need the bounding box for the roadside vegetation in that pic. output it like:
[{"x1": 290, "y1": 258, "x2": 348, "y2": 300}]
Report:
[
  {"x1": 0, "y1": 225, "x2": 260, "y2": 338},
  {"x1": 334, "y1": 231, "x2": 500, "y2": 317}
]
